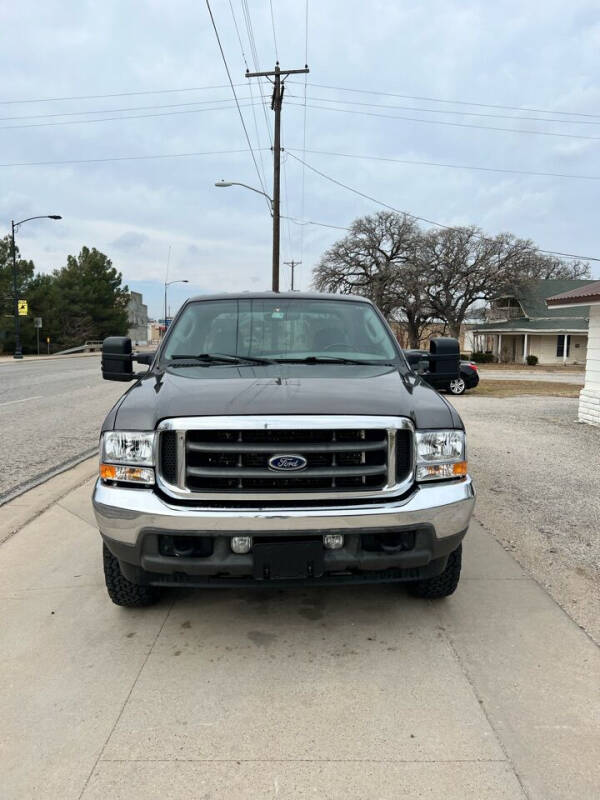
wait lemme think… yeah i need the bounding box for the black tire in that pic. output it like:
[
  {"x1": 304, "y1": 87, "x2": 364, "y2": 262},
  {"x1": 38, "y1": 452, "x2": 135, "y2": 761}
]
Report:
[
  {"x1": 408, "y1": 544, "x2": 462, "y2": 599},
  {"x1": 103, "y1": 544, "x2": 160, "y2": 607}
]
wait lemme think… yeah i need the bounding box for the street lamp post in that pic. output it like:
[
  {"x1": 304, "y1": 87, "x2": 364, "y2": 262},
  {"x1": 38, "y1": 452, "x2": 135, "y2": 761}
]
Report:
[
  {"x1": 214, "y1": 180, "x2": 280, "y2": 292},
  {"x1": 163, "y1": 279, "x2": 189, "y2": 336},
  {"x1": 10, "y1": 215, "x2": 62, "y2": 359}
]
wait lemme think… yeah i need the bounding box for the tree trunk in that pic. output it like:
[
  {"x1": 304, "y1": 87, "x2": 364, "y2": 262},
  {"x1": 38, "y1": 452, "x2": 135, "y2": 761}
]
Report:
[{"x1": 448, "y1": 321, "x2": 461, "y2": 340}]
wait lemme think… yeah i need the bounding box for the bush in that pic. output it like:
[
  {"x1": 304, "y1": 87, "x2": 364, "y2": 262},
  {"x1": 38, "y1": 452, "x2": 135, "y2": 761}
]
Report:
[
  {"x1": 471, "y1": 351, "x2": 496, "y2": 363},
  {"x1": 526, "y1": 354, "x2": 538, "y2": 366}
]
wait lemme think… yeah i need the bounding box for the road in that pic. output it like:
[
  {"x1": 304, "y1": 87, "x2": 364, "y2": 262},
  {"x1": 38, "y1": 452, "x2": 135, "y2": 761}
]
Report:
[{"x1": 0, "y1": 355, "x2": 125, "y2": 503}]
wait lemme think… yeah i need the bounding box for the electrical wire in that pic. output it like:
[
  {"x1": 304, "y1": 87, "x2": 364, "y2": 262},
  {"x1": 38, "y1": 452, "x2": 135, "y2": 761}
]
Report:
[
  {"x1": 0, "y1": 147, "x2": 268, "y2": 168},
  {"x1": 205, "y1": 0, "x2": 268, "y2": 197},
  {"x1": 299, "y1": 0, "x2": 309, "y2": 264},
  {"x1": 296, "y1": 81, "x2": 600, "y2": 121},
  {"x1": 286, "y1": 152, "x2": 600, "y2": 263},
  {"x1": 269, "y1": 0, "x2": 279, "y2": 61},
  {"x1": 0, "y1": 83, "x2": 244, "y2": 106},
  {"x1": 0, "y1": 95, "x2": 256, "y2": 123},
  {"x1": 287, "y1": 101, "x2": 600, "y2": 142},
  {"x1": 285, "y1": 147, "x2": 600, "y2": 182},
  {"x1": 0, "y1": 100, "x2": 264, "y2": 131},
  {"x1": 228, "y1": 0, "x2": 268, "y2": 194},
  {"x1": 0, "y1": 101, "x2": 262, "y2": 131},
  {"x1": 287, "y1": 92, "x2": 600, "y2": 127}
]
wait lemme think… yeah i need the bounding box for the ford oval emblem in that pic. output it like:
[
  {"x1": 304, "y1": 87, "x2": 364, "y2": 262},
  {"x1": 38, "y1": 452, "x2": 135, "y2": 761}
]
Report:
[{"x1": 268, "y1": 454, "x2": 308, "y2": 472}]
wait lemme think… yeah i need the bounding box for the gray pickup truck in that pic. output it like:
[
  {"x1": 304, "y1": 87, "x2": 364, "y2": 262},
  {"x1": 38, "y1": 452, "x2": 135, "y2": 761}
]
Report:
[{"x1": 93, "y1": 292, "x2": 475, "y2": 606}]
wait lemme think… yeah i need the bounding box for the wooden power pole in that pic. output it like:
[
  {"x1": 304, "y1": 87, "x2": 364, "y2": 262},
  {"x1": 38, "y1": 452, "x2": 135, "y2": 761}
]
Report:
[
  {"x1": 246, "y1": 62, "x2": 309, "y2": 293},
  {"x1": 284, "y1": 260, "x2": 301, "y2": 291}
]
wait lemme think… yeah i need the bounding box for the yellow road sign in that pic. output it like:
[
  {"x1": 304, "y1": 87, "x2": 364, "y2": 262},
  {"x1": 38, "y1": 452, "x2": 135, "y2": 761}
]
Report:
[{"x1": 18, "y1": 299, "x2": 28, "y2": 316}]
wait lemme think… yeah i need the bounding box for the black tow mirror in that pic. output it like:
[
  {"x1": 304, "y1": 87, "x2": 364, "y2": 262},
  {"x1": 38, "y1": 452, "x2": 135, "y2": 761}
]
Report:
[
  {"x1": 428, "y1": 338, "x2": 460, "y2": 379},
  {"x1": 102, "y1": 337, "x2": 134, "y2": 381}
]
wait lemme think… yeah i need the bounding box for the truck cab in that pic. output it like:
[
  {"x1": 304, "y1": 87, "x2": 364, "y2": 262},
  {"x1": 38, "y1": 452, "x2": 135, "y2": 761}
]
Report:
[{"x1": 94, "y1": 292, "x2": 475, "y2": 606}]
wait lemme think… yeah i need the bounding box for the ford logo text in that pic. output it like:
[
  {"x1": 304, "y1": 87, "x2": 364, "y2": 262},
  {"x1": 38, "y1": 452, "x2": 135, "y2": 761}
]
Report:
[{"x1": 268, "y1": 454, "x2": 308, "y2": 472}]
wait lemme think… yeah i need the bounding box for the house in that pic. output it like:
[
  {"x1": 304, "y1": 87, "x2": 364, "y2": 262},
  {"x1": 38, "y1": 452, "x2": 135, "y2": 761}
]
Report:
[
  {"x1": 547, "y1": 281, "x2": 600, "y2": 426},
  {"x1": 472, "y1": 279, "x2": 596, "y2": 364}
]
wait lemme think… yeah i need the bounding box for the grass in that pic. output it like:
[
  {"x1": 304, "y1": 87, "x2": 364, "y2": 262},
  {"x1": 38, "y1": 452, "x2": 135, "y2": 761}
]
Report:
[
  {"x1": 477, "y1": 363, "x2": 584, "y2": 372},
  {"x1": 470, "y1": 380, "x2": 581, "y2": 398}
]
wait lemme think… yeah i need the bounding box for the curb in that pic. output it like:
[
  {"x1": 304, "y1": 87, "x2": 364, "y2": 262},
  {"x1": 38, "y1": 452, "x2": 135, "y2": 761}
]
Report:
[
  {"x1": 0, "y1": 352, "x2": 101, "y2": 366},
  {"x1": 0, "y1": 456, "x2": 98, "y2": 544}
]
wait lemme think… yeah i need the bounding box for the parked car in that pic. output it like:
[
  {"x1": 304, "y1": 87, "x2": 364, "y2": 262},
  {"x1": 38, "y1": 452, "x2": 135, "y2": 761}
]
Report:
[
  {"x1": 94, "y1": 293, "x2": 475, "y2": 606},
  {"x1": 403, "y1": 349, "x2": 479, "y2": 395}
]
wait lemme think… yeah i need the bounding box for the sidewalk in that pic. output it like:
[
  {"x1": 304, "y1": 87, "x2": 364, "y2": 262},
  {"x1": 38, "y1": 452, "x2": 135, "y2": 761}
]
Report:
[{"x1": 0, "y1": 466, "x2": 598, "y2": 800}]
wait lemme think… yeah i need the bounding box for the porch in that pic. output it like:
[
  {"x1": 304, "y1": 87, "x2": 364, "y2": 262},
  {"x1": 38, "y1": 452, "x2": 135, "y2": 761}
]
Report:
[{"x1": 472, "y1": 332, "x2": 588, "y2": 365}]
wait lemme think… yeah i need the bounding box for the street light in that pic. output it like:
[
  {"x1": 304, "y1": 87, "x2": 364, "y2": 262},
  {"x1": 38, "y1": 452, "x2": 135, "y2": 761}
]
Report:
[
  {"x1": 10, "y1": 215, "x2": 62, "y2": 359},
  {"x1": 163, "y1": 279, "x2": 189, "y2": 336},
  {"x1": 214, "y1": 179, "x2": 280, "y2": 292}
]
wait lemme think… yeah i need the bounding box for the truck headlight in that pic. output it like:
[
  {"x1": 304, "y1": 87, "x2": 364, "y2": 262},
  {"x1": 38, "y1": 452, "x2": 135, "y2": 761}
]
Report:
[
  {"x1": 415, "y1": 430, "x2": 467, "y2": 482},
  {"x1": 100, "y1": 431, "x2": 155, "y2": 485}
]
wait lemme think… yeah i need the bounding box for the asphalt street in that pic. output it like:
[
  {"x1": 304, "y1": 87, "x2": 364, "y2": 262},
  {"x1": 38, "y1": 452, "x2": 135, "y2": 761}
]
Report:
[{"x1": 0, "y1": 355, "x2": 124, "y2": 503}]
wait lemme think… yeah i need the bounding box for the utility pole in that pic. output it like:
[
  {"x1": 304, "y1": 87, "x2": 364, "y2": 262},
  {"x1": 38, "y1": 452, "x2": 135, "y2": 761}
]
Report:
[
  {"x1": 246, "y1": 62, "x2": 309, "y2": 293},
  {"x1": 284, "y1": 260, "x2": 301, "y2": 291},
  {"x1": 10, "y1": 221, "x2": 22, "y2": 360}
]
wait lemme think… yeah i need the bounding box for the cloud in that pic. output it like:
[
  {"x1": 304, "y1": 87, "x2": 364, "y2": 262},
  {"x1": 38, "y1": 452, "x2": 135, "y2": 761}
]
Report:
[{"x1": 2, "y1": 0, "x2": 599, "y2": 315}]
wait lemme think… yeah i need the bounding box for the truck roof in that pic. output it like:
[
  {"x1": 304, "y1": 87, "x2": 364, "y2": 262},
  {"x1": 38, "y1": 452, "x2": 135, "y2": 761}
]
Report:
[{"x1": 186, "y1": 291, "x2": 373, "y2": 304}]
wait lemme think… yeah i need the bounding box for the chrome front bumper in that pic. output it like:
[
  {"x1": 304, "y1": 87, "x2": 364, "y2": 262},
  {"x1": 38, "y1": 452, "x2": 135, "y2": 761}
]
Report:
[{"x1": 92, "y1": 477, "x2": 475, "y2": 546}]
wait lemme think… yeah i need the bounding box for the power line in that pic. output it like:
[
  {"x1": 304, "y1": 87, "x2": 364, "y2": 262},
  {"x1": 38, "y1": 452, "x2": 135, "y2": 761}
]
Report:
[
  {"x1": 269, "y1": 0, "x2": 279, "y2": 61},
  {"x1": 0, "y1": 82, "x2": 244, "y2": 106},
  {"x1": 296, "y1": 81, "x2": 600, "y2": 121},
  {"x1": 288, "y1": 101, "x2": 600, "y2": 143},
  {"x1": 288, "y1": 92, "x2": 600, "y2": 127},
  {"x1": 300, "y1": 0, "x2": 309, "y2": 263},
  {"x1": 228, "y1": 0, "x2": 268, "y2": 192},
  {"x1": 286, "y1": 152, "x2": 600, "y2": 263},
  {"x1": 0, "y1": 95, "x2": 256, "y2": 123},
  {"x1": 205, "y1": 0, "x2": 268, "y2": 196},
  {"x1": 286, "y1": 147, "x2": 600, "y2": 181},
  {"x1": 0, "y1": 147, "x2": 268, "y2": 168},
  {"x1": 0, "y1": 100, "x2": 263, "y2": 131}
]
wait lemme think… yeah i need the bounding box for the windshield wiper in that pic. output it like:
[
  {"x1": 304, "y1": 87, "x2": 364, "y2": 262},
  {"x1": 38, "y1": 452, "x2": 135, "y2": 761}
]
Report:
[
  {"x1": 168, "y1": 352, "x2": 275, "y2": 366},
  {"x1": 274, "y1": 356, "x2": 393, "y2": 365}
]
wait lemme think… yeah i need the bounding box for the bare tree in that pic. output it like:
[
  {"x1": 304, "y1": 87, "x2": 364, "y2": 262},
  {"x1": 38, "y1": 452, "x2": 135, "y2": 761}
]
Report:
[{"x1": 313, "y1": 211, "x2": 434, "y2": 347}]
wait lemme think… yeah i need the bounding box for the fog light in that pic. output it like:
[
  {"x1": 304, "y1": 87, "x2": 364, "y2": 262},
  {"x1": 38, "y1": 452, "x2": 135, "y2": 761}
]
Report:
[
  {"x1": 231, "y1": 536, "x2": 252, "y2": 554},
  {"x1": 323, "y1": 534, "x2": 344, "y2": 550}
]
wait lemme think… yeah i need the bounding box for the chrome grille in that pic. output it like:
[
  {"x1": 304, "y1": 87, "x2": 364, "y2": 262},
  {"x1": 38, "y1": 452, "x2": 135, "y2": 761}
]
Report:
[
  {"x1": 156, "y1": 416, "x2": 414, "y2": 502},
  {"x1": 185, "y1": 428, "x2": 389, "y2": 492}
]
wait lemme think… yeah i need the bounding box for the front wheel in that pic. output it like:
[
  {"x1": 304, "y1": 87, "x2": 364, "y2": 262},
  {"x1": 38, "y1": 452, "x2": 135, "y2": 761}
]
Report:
[
  {"x1": 103, "y1": 544, "x2": 160, "y2": 607},
  {"x1": 408, "y1": 544, "x2": 462, "y2": 598},
  {"x1": 448, "y1": 377, "x2": 466, "y2": 395}
]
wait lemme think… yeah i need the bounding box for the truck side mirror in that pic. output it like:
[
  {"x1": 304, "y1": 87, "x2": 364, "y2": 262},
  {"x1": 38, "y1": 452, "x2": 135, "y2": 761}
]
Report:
[
  {"x1": 102, "y1": 336, "x2": 134, "y2": 381},
  {"x1": 428, "y1": 338, "x2": 460, "y2": 379}
]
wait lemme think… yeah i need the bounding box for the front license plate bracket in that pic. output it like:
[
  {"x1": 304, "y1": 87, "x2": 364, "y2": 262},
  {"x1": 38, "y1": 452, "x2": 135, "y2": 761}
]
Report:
[{"x1": 252, "y1": 541, "x2": 324, "y2": 580}]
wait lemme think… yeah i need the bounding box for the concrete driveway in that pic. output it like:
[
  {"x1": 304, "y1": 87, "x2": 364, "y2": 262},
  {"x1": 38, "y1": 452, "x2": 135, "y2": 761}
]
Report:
[{"x1": 1, "y1": 465, "x2": 598, "y2": 800}]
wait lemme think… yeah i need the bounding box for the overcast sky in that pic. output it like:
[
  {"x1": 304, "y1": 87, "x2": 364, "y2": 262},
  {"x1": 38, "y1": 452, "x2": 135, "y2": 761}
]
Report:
[{"x1": 1, "y1": 0, "x2": 599, "y2": 318}]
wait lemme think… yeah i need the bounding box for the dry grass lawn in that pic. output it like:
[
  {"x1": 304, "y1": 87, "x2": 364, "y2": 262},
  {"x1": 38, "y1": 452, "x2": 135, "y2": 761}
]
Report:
[
  {"x1": 472, "y1": 380, "x2": 581, "y2": 398},
  {"x1": 477, "y1": 362, "x2": 584, "y2": 372}
]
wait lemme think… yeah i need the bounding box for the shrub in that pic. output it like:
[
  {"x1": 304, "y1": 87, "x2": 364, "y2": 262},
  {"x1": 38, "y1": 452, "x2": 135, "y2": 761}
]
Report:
[
  {"x1": 526, "y1": 354, "x2": 538, "y2": 366},
  {"x1": 471, "y1": 351, "x2": 496, "y2": 363}
]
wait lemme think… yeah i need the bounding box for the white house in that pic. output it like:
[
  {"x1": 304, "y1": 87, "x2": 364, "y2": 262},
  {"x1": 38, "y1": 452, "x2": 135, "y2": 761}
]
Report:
[
  {"x1": 472, "y1": 279, "x2": 595, "y2": 364},
  {"x1": 547, "y1": 281, "x2": 600, "y2": 427}
]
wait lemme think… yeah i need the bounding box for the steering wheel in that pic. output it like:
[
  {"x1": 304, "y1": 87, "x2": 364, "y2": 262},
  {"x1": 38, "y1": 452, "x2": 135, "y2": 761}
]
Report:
[{"x1": 323, "y1": 342, "x2": 354, "y2": 352}]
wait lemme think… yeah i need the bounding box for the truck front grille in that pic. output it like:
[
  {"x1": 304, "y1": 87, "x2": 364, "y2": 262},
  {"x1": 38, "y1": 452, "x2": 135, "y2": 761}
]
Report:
[
  {"x1": 157, "y1": 416, "x2": 414, "y2": 502},
  {"x1": 184, "y1": 428, "x2": 394, "y2": 492}
]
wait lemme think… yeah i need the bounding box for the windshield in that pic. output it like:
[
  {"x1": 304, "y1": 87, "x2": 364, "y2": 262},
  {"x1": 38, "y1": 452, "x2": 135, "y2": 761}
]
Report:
[{"x1": 162, "y1": 298, "x2": 398, "y2": 363}]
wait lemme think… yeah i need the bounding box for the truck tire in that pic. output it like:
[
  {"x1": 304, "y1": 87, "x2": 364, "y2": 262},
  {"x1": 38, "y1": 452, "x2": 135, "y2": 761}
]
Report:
[
  {"x1": 408, "y1": 544, "x2": 462, "y2": 598},
  {"x1": 103, "y1": 544, "x2": 160, "y2": 607}
]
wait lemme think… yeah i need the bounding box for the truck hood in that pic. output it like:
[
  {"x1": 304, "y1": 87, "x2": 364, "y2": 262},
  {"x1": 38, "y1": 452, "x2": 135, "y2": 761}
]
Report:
[{"x1": 107, "y1": 363, "x2": 461, "y2": 431}]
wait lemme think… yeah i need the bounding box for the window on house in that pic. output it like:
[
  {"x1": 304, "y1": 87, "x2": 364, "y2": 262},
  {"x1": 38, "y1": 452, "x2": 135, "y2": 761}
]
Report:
[{"x1": 556, "y1": 334, "x2": 570, "y2": 357}]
